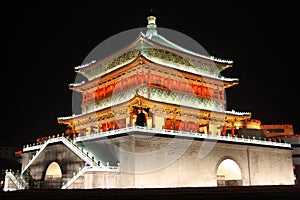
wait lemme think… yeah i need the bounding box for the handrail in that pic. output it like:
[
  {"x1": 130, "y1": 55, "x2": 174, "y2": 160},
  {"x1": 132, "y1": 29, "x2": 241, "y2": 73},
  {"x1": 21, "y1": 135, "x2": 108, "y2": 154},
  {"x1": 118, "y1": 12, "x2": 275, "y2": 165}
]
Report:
[
  {"x1": 74, "y1": 126, "x2": 291, "y2": 148},
  {"x1": 61, "y1": 166, "x2": 89, "y2": 189},
  {"x1": 21, "y1": 140, "x2": 50, "y2": 174},
  {"x1": 59, "y1": 137, "x2": 98, "y2": 166},
  {"x1": 61, "y1": 165, "x2": 120, "y2": 189},
  {"x1": 23, "y1": 126, "x2": 292, "y2": 153},
  {"x1": 23, "y1": 144, "x2": 43, "y2": 152},
  {"x1": 4, "y1": 171, "x2": 25, "y2": 191},
  {"x1": 21, "y1": 126, "x2": 291, "y2": 175},
  {"x1": 22, "y1": 137, "x2": 98, "y2": 175}
]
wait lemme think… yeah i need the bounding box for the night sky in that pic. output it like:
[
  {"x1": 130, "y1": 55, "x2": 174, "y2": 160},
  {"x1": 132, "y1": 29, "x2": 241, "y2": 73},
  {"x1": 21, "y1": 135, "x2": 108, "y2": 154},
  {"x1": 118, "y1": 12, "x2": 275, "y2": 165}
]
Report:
[{"x1": 2, "y1": 2, "x2": 297, "y2": 147}]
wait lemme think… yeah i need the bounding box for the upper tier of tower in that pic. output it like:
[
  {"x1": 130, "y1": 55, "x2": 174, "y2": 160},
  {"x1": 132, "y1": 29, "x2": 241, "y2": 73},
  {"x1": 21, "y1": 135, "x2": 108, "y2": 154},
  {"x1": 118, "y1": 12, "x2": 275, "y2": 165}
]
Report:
[{"x1": 71, "y1": 16, "x2": 237, "y2": 88}]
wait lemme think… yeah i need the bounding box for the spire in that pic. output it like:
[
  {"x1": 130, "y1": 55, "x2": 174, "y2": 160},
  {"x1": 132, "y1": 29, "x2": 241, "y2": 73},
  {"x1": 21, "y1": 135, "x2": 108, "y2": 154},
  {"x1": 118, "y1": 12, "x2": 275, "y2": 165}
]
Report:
[
  {"x1": 146, "y1": 14, "x2": 157, "y2": 39},
  {"x1": 147, "y1": 15, "x2": 157, "y2": 29}
]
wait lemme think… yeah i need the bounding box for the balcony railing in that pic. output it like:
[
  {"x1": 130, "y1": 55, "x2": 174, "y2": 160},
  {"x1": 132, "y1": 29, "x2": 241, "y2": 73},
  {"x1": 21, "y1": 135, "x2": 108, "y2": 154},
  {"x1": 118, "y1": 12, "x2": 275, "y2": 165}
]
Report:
[
  {"x1": 22, "y1": 126, "x2": 291, "y2": 159},
  {"x1": 74, "y1": 126, "x2": 291, "y2": 148},
  {"x1": 61, "y1": 165, "x2": 120, "y2": 189}
]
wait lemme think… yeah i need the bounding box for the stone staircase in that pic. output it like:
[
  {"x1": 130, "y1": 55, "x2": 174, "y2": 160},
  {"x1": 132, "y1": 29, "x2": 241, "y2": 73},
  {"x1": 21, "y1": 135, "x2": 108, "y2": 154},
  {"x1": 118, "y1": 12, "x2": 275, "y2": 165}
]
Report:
[
  {"x1": 61, "y1": 165, "x2": 120, "y2": 189},
  {"x1": 3, "y1": 170, "x2": 25, "y2": 191},
  {"x1": 21, "y1": 136, "x2": 98, "y2": 175}
]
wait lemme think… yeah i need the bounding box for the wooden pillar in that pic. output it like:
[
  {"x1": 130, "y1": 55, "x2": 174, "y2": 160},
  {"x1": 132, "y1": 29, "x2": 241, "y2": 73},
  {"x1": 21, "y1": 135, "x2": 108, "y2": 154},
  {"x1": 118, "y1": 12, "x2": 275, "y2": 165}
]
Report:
[
  {"x1": 184, "y1": 120, "x2": 188, "y2": 132},
  {"x1": 197, "y1": 124, "x2": 201, "y2": 133},
  {"x1": 231, "y1": 125, "x2": 235, "y2": 136},
  {"x1": 130, "y1": 112, "x2": 133, "y2": 127},
  {"x1": 98, "y1": 124, "x2": 101, "y2": 133},
  {"x1": 72, "y1": 129, "x2": 76, "y2": 138},
  {"x1": 206, "y1": 122, "x2": 210, "y2": 134},
  {"x1": 102, "y1": 123, "x2": 107, "y2": 132},
  {"x1": 150, "y1": 111, "x2": 155, "y2": 128},
  {"x1": 221, "y1": 125, "x2": 226, "y2": 136}
]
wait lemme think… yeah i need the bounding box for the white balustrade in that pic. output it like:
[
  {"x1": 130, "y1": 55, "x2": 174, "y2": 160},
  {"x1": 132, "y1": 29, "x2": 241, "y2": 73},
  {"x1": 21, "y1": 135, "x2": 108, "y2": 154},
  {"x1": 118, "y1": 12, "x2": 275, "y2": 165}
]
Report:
[
  {"x1": 61, "y1": 165, "x2": 120, "y2": 189},
  {"x1": 4, "y1": 171, "x2": 25, "y2": 190},
  {"x1": 21, "y1": 126, "x2": 291, "y2": 175},
  {"x1": 74, "y1": 126, "x2": 291, "y2": 148},
  {"x1": 22, "y1": 136, "x2": 98, "y2": 175}
]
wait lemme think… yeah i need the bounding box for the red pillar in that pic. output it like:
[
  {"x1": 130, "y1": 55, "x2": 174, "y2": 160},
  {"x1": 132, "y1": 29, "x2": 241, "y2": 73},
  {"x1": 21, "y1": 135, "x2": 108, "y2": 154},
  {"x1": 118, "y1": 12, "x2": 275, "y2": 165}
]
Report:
[
  {"x1": 72, "y1": 129, "x2": 76, "y2": 138},
  {"x1": 102, "y1": 124, "x2": 107, "y2": 132},
  {"x1": 206, "y1": 123, "x2": 209, "y2": 134},
  {"x1": 231, "y1": 126, "x2": 235, "y2": 136},
  {"x1": 221, "y1": 125, "x2": 226, "y2": 136}
]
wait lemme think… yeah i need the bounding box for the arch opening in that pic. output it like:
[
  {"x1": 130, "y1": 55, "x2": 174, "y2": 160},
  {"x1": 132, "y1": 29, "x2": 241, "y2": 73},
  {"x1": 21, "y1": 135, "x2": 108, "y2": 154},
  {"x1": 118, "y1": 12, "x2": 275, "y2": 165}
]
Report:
[
  {"x1": 216, "y1": 159, "x2": 242, "y2": 186},
  {"x1": 44, "y1": 162, "x2": 62, "y2": 188}
]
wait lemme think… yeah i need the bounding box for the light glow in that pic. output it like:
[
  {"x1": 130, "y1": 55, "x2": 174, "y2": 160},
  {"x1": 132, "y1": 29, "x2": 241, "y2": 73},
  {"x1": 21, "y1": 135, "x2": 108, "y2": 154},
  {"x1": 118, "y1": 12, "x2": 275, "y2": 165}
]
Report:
[
  {"x1": 217, "y1": 159, "x2": 242, "y2": 180},
  {"x1": 45, "y1": 162, "x2": 62, "y2": 180}
]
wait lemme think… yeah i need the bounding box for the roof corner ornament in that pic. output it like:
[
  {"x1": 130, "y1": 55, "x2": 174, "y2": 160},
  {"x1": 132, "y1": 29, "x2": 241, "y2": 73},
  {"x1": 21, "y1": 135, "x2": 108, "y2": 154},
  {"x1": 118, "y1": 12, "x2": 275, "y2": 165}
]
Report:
[{"x1": 146, "y1": 15, "x2": 157, "y2": 39}]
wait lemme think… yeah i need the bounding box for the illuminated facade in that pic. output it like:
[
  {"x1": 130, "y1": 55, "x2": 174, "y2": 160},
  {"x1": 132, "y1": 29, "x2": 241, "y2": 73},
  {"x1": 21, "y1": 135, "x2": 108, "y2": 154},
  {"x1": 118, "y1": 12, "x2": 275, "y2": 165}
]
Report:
[
  {"x1": 3, "y1": 16, "x2": 295, "y2": 191},
  {"x1": 58, "y1": 16, "x2": 253, "y2": 138},
  {"x1": 261, "y1": 124, "x2": 295, "y2": 138},
  {"x1": 260, "y1": 124, "x2": 300, "y2": 184}
]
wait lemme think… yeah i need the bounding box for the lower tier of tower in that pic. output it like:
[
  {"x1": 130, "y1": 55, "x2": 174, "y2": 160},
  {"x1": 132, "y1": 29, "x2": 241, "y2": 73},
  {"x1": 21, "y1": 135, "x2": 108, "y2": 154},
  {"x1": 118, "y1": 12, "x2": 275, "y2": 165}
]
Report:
[{"x1": 5, "y1": 129, "x2": 294, "y2": 190}]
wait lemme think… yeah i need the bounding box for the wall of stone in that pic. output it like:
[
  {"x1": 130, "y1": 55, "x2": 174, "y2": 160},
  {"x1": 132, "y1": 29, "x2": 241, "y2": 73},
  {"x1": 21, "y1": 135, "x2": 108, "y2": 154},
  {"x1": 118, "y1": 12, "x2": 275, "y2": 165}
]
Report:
[
  {"x1": 67, "y1": 171, "x2": 120, "y2": 189},
  {"x1": 21, "y1": 134, "x2": 295, "y2": 189},
  {"x1": 111, "y1": 135, "x2": 294, "y2": 187},
  {"x1": 248, "y1": 147, "x2": 294, "y2": 185}
]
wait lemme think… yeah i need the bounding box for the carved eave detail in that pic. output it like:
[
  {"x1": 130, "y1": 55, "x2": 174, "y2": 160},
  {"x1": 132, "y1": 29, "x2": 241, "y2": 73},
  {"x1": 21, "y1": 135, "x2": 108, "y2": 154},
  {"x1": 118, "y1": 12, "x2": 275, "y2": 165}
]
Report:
[
  {"x1": 224, "y1": 80, "x2": 239, "y2": 88},
  {"x1": 58, "y1": 92, "x2": 250, "y2": 130},
  {"x1": 71, "y1": 51, "x2": 236, "y2": 93}
]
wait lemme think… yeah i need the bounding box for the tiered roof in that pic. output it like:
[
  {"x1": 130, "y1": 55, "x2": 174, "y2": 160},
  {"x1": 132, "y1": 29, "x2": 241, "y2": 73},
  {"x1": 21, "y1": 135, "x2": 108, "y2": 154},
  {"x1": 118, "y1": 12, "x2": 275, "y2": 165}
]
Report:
[
  {"x1": 58, "y1": 16, "x2": 250, "y2": 122},
  {"x1": 71, "y1": 16, "x2": 238, "y2": 87}
]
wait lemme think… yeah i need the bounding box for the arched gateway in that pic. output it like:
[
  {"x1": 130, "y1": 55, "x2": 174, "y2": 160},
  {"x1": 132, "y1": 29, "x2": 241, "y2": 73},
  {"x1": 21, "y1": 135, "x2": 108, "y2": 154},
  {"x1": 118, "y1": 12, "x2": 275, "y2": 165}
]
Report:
[
  {"x1": 216, "y1": 158, "x2": 243, "y2": 186},
  {"x1": 44, "y1": 162, "x2": 62, "y2": 189}
]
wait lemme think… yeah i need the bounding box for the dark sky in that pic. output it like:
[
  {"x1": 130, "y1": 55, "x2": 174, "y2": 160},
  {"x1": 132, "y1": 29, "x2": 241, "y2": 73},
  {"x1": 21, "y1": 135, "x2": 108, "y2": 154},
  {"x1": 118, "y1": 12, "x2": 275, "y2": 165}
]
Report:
[{"x1": 1, "y1": 2, "x2": 298, "y2": 146}]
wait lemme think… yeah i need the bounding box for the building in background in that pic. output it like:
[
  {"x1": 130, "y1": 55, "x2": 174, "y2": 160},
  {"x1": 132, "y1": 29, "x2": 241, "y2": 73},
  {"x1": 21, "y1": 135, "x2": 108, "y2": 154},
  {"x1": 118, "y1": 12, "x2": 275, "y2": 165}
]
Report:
[
  {"x1": 260, "y1": 124, "x2": 299, "y2": 184},
  {"x1": 3, "y1": 16, "x2": 295, "y2": 191},
  {"x1": 261, "y1": 124, "x2": 294, "y2": 139},
  {"x1": 285, "y1": 135, "x2": 300, "y2": 185}
]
